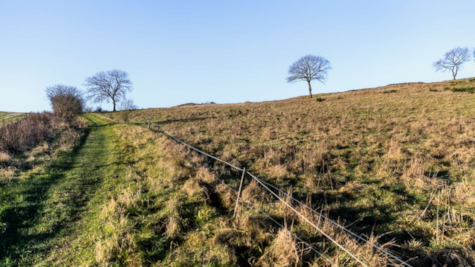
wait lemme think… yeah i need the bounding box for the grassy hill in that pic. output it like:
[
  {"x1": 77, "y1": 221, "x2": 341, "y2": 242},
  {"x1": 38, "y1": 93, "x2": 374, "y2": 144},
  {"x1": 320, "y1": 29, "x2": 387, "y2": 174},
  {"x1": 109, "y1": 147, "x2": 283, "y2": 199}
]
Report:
[
  {"x1": 1, "y1": 78, "x2": 475, "y2": 266},
  {"x1": 103, "y1": 78, "x2": 475, "y2": 266}
]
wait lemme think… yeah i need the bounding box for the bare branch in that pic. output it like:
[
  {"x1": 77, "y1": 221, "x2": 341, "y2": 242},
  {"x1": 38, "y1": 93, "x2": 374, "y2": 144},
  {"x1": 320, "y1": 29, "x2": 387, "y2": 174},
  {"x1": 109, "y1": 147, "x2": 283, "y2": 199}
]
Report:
[
  {"x1": 433, "y1": 47, "x2": 471, "y2": 80},
  {"x1": 287, "y1": 55, "x2": 331, "y2": 98},
  {"x1": 84, "y1": 70, "x2": 133, "y2": 111}
]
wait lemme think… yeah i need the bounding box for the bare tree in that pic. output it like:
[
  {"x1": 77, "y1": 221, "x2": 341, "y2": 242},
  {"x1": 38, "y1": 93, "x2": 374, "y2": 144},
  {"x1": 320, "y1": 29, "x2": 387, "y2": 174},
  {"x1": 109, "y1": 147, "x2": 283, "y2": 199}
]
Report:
[
  {"x1": 46, "y1": 85, "x2": 84, "y2": 121},
  {"x1": 84, "y1": 70, "x2": 133, "y2": 112},
  {"x1": 287, "y1": 55, "x2": 332, "y2": 98},
  {"x1": 433, "y1": 47, "x2": 471, "y2": 80},
  {"x1": 118, "y1": 99, "x2": 138, "y2": 123}
]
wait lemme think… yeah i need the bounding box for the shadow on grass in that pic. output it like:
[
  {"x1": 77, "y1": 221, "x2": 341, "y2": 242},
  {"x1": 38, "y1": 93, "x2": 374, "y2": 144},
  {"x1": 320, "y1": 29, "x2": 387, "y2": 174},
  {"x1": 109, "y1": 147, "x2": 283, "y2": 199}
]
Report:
[{"x1": 0, "y1": 124, "x2": 108, "y2": 264}]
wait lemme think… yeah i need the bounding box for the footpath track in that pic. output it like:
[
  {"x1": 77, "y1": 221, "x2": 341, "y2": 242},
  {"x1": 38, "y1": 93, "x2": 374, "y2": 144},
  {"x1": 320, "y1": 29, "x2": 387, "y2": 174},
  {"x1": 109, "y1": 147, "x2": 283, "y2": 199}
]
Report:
[{"x1": 0, "y1": 114, "x2": 116, "y2": 265}]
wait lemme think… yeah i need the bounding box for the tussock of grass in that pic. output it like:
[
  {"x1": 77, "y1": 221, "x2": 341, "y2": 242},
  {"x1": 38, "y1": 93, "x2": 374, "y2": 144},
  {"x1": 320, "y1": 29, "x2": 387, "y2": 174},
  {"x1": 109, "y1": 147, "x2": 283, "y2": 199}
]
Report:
[
  {"x1": 0, "y1": 152, "x2": 11, "y2": 165},
  {"x1": 257, "y1": 228, "x2": 304, "y2": 267}
]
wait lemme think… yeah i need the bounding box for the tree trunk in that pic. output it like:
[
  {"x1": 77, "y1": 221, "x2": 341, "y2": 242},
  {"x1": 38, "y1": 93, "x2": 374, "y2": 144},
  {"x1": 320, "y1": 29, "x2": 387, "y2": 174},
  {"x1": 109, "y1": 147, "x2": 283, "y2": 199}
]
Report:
[
  {"x1": 113, "y1": 100, "x2": 116, "y2": 112},
  {"x1": 307, "y1": 80, "x2": 312, "y2": 98}
]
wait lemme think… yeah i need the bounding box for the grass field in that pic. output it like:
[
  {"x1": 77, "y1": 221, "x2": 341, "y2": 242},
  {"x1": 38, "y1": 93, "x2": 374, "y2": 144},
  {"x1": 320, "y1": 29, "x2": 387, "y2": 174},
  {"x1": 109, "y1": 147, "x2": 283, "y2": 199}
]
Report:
[
  {"x1": 0, "y1": 112, "x2": 24, "y2": 125},
  {"x1": 2, "y1": 114, "x2": 259, "y2": 266},
  {"x1": 100, "y1": 78, "x2": 475, "y2": 266},
  {"x1": 2, "y1": 78, "x2": 475, "y2": 266}
]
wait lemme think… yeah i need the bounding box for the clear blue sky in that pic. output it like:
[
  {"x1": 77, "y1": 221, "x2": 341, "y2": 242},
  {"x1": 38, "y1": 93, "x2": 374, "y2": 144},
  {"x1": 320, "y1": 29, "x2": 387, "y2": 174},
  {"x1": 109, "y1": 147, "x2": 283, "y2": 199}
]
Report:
[{"x1": 1, "y1": 0, "x2": 475, "y2": 112}]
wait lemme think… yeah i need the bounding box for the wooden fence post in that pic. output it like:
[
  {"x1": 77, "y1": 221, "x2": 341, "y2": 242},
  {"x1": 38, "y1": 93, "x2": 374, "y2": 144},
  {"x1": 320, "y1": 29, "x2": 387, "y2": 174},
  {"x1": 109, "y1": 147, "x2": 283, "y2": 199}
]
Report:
[
  {"x1": 148, "y1": 120, "x2": 151, "y2": 129},
  {"x1": 234, "y1": 167, "x2": 246, "y2": 217}
]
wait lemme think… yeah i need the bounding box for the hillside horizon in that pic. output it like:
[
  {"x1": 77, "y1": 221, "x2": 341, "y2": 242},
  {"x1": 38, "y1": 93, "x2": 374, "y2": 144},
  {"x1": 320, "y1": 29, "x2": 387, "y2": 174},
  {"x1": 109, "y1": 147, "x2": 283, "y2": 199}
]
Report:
[
  {"x1": 141, "y1": 77, "x2": 475, "y2": 110},
  {"x1": 3, "y1": 77, "x2": 474, "y2": 114}
]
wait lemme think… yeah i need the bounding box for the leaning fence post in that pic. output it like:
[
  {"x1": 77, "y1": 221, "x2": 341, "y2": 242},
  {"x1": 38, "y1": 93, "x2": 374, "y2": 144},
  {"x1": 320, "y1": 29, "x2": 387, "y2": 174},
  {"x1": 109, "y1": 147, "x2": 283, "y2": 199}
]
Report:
[
  {"x1": 233, "y1": 167, "x2": 246, "y2": 217},
  {"x1": 148, "y1": 120, "x2": 151, "y2": 129}
]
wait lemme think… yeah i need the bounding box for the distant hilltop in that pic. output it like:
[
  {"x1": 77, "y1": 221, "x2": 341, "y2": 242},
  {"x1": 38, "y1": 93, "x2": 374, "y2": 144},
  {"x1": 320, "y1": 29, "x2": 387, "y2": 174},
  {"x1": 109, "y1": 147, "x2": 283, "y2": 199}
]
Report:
[{"x1": 173, "y1": 102, "x2": 216, "y2": 107}]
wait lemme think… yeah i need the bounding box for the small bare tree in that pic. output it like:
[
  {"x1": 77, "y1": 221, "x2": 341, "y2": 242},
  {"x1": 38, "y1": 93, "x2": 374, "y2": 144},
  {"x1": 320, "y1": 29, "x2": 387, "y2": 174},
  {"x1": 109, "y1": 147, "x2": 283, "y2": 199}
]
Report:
[
  {"x1": 46, "y1": 85, "x2": 84, "y2": 121},
  {"x1": 287, "y1": 55, "x2": 332, "y2": 98},
  {"x1": 118, "y1": 99, "x2": 137, "y2": 123},
  {"x1": 433, "y1": 47, "x2": 471, "y2": 80},
  {"x1": 84, "y1": 70, "x2": 133, "y2": 112}
]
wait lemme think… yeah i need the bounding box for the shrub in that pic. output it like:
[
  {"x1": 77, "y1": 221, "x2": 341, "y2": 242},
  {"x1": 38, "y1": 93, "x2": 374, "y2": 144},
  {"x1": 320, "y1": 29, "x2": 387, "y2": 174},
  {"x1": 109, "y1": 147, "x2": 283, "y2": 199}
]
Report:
[
  {"x1": 469, "y1": 78, "x2": 475, "y2": 82},
  {"x1": 444, "y1": 86, "x2": 450, "y2": 90},
  {"x1": 451, "y1": 86, "x2": 475, "y2": 94},
  {"x1": 46, "y1": 85, "x2": 85, "y2": 121},
  {"x1": 95, "y1": 106, "x2": 103, "y2": 113},
  {"x1": 0, "y1": 113, "x2": 55, "y2": 153},
  {"x1": 316, "y1": 97, "x2": 325, "y2": 102},
  {"x1": 429, "y1": 88, "x2": 438, "y2": 92},
  {"x1": 383, "y1": 89, "x2": 397, "y2": 94}
]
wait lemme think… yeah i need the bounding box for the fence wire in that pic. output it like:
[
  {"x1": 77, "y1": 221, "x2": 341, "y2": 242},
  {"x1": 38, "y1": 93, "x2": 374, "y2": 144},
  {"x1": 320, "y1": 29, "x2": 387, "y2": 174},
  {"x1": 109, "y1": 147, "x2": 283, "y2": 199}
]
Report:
[{"x1": 154, "y1": 123, "x2": 412, "y2": 267}]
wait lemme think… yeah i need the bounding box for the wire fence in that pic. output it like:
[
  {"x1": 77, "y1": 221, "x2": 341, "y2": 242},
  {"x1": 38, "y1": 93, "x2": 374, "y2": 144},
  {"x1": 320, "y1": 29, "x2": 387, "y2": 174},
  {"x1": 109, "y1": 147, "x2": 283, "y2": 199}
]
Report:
[
  {"x1": 153, "y1": 123, "x2": 413, "y2": 267},
  {"x1": 209, "y1": 166, "x2": 337, "y2": 266}
]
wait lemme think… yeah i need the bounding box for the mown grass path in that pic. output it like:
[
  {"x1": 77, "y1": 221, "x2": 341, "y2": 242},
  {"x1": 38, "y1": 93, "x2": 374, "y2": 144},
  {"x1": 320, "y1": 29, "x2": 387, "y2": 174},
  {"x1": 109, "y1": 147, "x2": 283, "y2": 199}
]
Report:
[{"x1": 0, "y1": 114, "x2": 115, "y2": 266}]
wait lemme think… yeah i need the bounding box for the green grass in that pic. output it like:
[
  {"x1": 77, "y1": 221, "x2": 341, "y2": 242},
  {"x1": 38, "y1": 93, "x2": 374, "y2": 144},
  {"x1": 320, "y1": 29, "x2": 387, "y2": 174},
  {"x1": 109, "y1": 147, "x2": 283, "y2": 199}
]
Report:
[
  {"x1": 0, "y1": 112, "x2": 24, "y2": 125},
  {"x1": 0, "y1": 114, "x2": 120, "y2": 265},
  {"x1": 1, "y1": 113, "x2": 223, "y2": 266}
]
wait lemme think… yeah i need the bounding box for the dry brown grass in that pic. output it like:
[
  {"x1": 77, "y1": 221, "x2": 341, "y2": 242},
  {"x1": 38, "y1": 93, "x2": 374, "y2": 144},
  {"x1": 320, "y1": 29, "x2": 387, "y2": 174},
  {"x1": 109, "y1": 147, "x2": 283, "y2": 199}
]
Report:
[
  {"x1": 195, "y1": 166, "x2": 216, "y2": 183},
  {"x1": 103, "y1": 78, "x2": 475, "y2": 266},
  {"x1": 0, "y1": 152, "x2": 11, "y2": 166},
  {"x1": 257, "y1": 228, "x2": 306, "y2": 267},
  {"x1": 0, "y1": 117, "x2": 86, "y2": 185},
  {"x1": 0, "y1": 166, "x2": 16, "y2": 182},
  {"x1": 0, "y1": 113, "x2": 56, "y2": 153}
]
